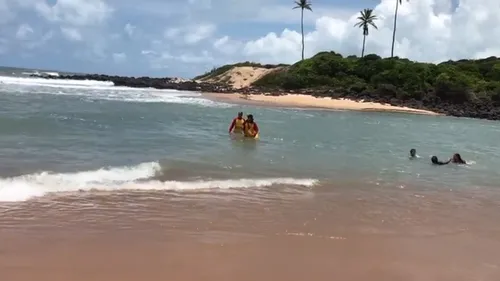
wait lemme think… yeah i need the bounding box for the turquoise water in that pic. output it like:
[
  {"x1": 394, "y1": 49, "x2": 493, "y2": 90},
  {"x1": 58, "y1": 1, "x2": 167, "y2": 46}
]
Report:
[{"x1": 1, "y1": 74, "x2": 499, "y2": 202}]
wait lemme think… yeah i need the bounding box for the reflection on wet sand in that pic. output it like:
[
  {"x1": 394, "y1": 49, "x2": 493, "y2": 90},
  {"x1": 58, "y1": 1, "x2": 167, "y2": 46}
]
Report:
[{"x1": 1, "y1": 184, "x2": 500, "y2": 281}]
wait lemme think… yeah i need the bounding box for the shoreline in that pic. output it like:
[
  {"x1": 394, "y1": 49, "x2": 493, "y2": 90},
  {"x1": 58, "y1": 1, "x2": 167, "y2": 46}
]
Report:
[
  {"x1": 2, "y1": 186, "x2": 499, "y2": 281},
  {"x1": 203, "y1": 92, "x2": 442, "y2": 116},
  {"x1": 17, "y1": 70, "x2": 498, "y2": 120}
]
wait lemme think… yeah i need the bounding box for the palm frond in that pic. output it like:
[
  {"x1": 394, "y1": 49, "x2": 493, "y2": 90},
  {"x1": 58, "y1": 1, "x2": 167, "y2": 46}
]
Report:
[
  {"x1": 354, "y1": 8, "x2": 378, "y2": 31},
  {"x1": 293, "y1": 0, "x2": 312, "y2": 10}
]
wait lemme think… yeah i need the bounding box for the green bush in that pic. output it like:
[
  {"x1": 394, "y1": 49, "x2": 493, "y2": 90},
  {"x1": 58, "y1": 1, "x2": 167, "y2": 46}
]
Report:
[{"x1": 251, "y1": 52, "x2": 500, "y2": 103}]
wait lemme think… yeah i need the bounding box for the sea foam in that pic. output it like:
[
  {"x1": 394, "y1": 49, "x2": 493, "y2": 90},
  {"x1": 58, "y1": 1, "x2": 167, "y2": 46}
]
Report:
[
  {"x1": 0, "y1": 75, "x2": 231, "y2": 107},
  {"x1": 0, "y1": 161, "x2": 318, "y2": 202}
]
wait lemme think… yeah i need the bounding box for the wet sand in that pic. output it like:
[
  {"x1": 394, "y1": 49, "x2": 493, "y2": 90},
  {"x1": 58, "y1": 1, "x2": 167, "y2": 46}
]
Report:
[
  {"x1": 204, "y1": 92, "x2": 440, "y2": 116},
  {"x1": 1, "y1": 184, "x2": 500, "y2": 281}
]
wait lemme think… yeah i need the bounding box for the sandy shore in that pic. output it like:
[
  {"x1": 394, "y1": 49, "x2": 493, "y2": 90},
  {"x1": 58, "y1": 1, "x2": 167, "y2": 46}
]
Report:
[
  {"x1": 205, "y1": 92, "x2": 441, "y2": 115},
  {"x1": 1, "y1": 185, "x2": 499, "y2": 281}
]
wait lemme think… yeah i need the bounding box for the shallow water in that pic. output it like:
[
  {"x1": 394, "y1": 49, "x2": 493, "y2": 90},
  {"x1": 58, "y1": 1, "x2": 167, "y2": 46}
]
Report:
[
  {"x1": 1, "y1": 73, "x2": 500, "y2": 280},
  {"x1": 1, "y1": 74, "x2": 499, "y2": 202}
]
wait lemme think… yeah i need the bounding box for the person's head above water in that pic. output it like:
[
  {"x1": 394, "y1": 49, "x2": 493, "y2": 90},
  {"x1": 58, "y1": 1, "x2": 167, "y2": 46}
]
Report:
[
  {"x1": 431, "y1": 156, "x2": 439, "y2": 164},
  {"x1": 452, "y1": 153, "x2": 466, "y2": 164},
  {"x1": 431, "y1": 155, "x2": 451, "y2": 165},
  {"x1": 237, "y1": 112, "x2": 243, "y2": 118},
  {"x1": 247, "y1": 114, "x2": 254, "y2": 122},
  {"x1": 409, "y1": 149, "x2": 416, "y2": 158}
]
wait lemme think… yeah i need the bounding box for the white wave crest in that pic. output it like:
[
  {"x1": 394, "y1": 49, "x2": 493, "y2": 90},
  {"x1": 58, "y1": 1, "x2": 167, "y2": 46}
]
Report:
[
  {"x1": 0, "y1": 75, "x2": 232, "y2": 107},
  {"x1": 0, "y1": 75, "x2": 114, "y2": 87},
  {"x1": 0, "y1": 162, "x2": 318, "y2": 202},
  {"x1": 21, "y1": 71, "x2": 60, "y2": 77}
]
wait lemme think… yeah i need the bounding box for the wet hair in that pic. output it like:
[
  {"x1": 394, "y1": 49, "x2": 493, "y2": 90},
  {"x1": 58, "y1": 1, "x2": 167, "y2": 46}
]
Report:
[
  {"x1": 238, "y1": 112, "x2": 243, "y2": 116},
  {"x1": 247, "y1": 114, "x2": 253, "y2": 120},
  {"x1": 410, "y1": 149, "x2": 416, "y2": 157},
  {"x1": 431, "y1": 156, "x2": 438, "y2": 164},
  {"x1": 452, "y1": 153, "x2": 466, "y2": 164}
]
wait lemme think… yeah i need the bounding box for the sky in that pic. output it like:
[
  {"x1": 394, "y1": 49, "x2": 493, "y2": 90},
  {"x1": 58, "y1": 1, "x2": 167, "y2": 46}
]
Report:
[{"x1": 0, "y1": 0, "x2": 499, "y2": 78}]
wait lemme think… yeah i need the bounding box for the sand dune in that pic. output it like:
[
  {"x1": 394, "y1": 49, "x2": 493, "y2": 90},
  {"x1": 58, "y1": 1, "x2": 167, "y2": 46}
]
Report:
[{"x1": 201, "y1": 66, "x2": 283, "y2": 89}]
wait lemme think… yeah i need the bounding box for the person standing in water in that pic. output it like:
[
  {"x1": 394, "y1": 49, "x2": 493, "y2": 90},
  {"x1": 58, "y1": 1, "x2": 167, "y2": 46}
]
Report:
[
  {"x1": 243, "y1": 114, "x2": 259, "y2": 138},
  {"x1": 228, "y1": 112, "x2": 245, "y2": 134}
]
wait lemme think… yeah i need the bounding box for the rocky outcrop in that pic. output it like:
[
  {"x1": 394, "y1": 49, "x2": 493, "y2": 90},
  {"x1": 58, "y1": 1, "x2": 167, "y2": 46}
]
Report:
[
  {"x1": 33, "y1": 73, "x2": 500, "y2": 120},
  {"x1": 32, "y1": 73, "x2": 233, "y2": 92}
]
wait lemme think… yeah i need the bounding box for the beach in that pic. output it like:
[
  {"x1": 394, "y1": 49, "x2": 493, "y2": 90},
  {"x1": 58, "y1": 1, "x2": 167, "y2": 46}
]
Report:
[
  {"x1": 1, "y1": 71, "x2": 500, "y2": 280},
  {"x1": 204, "y1": 92, "x2": 440, "y2": 115},
  {"x1": 2, "y1": 186, "x2": 500, "y2": 281}
]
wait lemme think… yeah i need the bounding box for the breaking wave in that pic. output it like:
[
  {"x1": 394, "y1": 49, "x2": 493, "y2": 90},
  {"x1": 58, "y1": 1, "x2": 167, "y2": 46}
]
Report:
[
  {"x1": 0, "y1": 161, "x2": 319, "y2": 202},
  {"x1": 0, "y1": 75, "x2": 231, "y2": 107}
]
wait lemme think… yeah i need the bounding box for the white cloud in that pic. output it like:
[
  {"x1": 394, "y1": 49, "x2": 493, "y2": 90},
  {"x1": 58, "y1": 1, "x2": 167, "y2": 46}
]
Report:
[
  {"x1": 112, "y1": 52, "x2": 126, "y2": 63},
  {"x1": 35, "y1": 0, "x2": 113, "y2": 26},
  {"x1": 214, "y1": 0, "x2": 500, "y2": 65},
  {"x1": 141, "y1": 50, "x2": 173, "y2": 69},
  {"x1": 124, "y1": 23, "x2": 135, "y2": 37},
  {"x1": 178, "y1": 50, "x2": 214, "y2": 63},
  {"x1": 60, "y1": 27, "x2": 82, "y2": 41},
  {"x1": 188, "y1": 0, "x2": 211, "y2": 9},
  {"x1": 164, "y1": 23, "x2": 216, "y2": 45},
  {"x1": 3, "y1": 0, "x2": 500, "y2": 78},
  {"x1": 15, "y1": 24, "x2": 34, "y2": 40},
  {"x1": 23, "y1": 31, "x2": 53, "y2": 50},
  {"x1": 141, "y1": 47, "x2": 213, "y2": 70},
  {"x1": 0, "y1": 0, "x2": 15, "y2": 24},
  {"x1": 253, "y1": 4, "x2": 354, "y2": 25},
  {"x1": 164, "y1": 27, "x2": 180, "y2": 39},
  {"x1": 213, "y1": 36, "x2": 242, "y2": 55}
]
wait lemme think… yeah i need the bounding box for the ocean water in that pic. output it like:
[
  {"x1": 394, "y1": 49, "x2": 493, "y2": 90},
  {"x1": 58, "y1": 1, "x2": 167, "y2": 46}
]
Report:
[{"x1": 1, "y1": 70, "x2": 500, "y2": 203}]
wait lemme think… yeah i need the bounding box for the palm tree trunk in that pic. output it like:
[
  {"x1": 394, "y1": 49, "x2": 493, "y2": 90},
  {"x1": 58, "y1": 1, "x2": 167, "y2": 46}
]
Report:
[
  {"x1": 390, "y1": 0, "x2": 399, "y2": 58},
  {"x1": 301, "y1": 8, "x2": 305, "y2": 60},
  {"x1": 361, "y1": 34, "x2": 366, "y2": 57}
]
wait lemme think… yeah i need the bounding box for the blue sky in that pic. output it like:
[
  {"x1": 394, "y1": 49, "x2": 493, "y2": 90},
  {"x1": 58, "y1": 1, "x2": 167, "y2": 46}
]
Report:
[{"x1": 0, "y1": 0, "x2": 496, "y2": 78}]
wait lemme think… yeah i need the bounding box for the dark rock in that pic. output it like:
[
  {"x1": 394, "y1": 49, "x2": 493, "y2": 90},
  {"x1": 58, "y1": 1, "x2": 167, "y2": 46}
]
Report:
[
  {"x1": 32, "y1": 73, "x2": 230, "y2": 93},
  {"x1": 33, "y1": 72, "x2": 500, "y2": 120}
]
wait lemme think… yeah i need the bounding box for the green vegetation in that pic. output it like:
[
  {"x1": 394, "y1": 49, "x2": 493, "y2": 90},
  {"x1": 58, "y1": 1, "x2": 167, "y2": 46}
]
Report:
[
  {"x1": 293, "y1": 0, "x2": 313, "y2": 61},
  {"x1": 354, "y1": 8, "x2": 378, "y2": 58},
  {"x1": 193, "y1": 62, "x2": 288, "y2": 81},
  {"x1": 252, "y1": 51, "x2": 500, "y2": 106}
]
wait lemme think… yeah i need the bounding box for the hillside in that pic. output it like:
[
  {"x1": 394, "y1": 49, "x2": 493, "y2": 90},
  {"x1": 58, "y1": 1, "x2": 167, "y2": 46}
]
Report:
[
  {"x1": 194, "y1": 62, "x2": 288, "y2": 89},
  {"x1": 244, "y1": 52, "x2": 500, "y2": 120}
]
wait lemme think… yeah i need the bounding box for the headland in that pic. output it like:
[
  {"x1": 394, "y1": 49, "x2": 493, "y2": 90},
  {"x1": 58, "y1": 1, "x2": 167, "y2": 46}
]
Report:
[{"x1": 37, "y1": 53, "x2": 500, "y2": 120}]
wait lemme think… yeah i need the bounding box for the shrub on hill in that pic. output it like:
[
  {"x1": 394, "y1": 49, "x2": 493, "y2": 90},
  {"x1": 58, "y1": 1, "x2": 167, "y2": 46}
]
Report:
[
  {"x1": 252, "y1": 51, "x2": 500, "y2": 105},
  {"x1": 193, "y1": 61, "x2": 289, "y2": 81}
]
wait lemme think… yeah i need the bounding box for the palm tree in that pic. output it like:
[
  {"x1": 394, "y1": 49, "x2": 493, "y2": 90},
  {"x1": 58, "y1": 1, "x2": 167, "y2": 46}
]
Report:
[
  {"x1": 293, "y1": 0, "x2": 312, "y2": 61},
  {"x1": 391, "y1": 0, "x2": 408, "y2": 58},
  {"x1": 354, "y1": 9, "x2": 378, "y2": 58}
]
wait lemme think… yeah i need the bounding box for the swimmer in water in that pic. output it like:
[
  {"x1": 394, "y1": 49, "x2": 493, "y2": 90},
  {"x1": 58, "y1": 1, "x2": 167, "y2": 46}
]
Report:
[
  {"x1": 409, "y1": 148, "x2": 417, "y2": 159},
  {"x1": 451, "y1": 153, "x2": 466, "y2": 164},
  {"x1": 431, "y1": 156, "x2": 451, "y2": 165}
]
